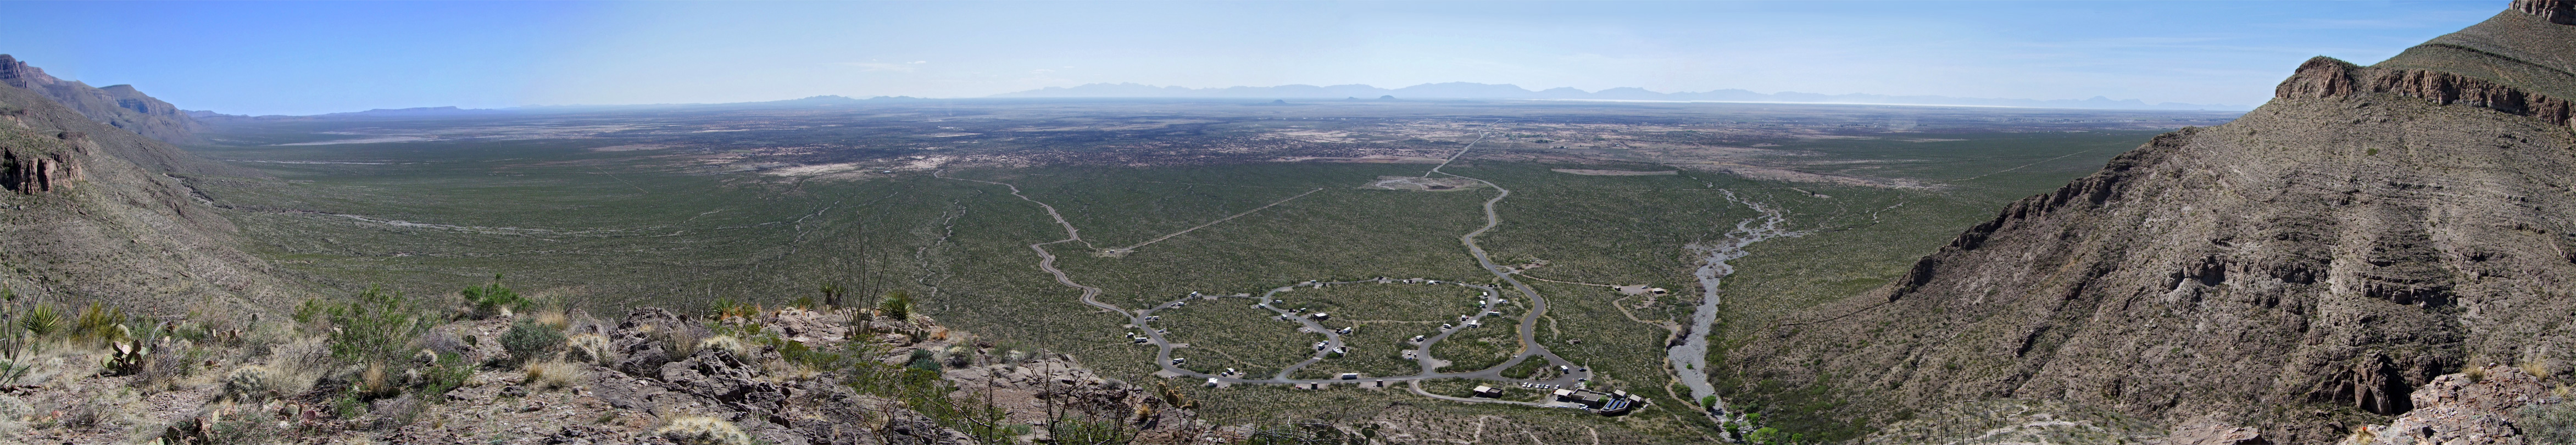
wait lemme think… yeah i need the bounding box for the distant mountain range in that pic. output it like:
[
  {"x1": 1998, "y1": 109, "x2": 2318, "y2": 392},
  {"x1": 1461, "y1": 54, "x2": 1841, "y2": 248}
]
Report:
[{"x1": 992, "y1": 82, "x2": 2251, "y2": 111}]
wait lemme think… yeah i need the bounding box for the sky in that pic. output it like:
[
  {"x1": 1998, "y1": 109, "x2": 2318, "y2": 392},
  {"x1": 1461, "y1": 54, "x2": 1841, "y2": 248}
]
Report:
[{"x1": 0, "y1": 1, "x2": 2510, "y2": 115}]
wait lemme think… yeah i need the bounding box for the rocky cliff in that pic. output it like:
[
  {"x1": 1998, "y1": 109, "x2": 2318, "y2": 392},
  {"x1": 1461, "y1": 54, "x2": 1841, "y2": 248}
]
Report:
[
  {"x1": 0, "y1": 54, "x2": 207, "y2": 146},
  {"x1": 1722, "y1": 1, "x2": 2576, "y2": 443}
]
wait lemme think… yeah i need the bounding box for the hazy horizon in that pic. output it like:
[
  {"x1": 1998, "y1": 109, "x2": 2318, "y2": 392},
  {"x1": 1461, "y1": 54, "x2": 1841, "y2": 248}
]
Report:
[{"x1": 1, "y1": 1, "x2": 2507, "y2": 115}]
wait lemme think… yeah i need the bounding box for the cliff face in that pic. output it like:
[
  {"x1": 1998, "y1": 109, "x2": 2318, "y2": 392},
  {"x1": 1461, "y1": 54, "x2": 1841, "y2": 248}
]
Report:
[
  {"x1": 0, "y1": 54, "x2": 207, "y2": 146},
  {"x1": 1725, "y1": 2, "x2": 2576, "y2": 442},
  {"x1": 0, "y1": 65, "x2": 299, "y2": 315}
]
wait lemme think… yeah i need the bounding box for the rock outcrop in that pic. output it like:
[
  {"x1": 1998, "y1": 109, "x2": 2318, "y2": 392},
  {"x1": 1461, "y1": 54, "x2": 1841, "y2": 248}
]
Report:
[
  {"x1": 2339, "y1": 365, "x2": 2563, "y2": 445},
  {"x1": 1735, "y1": 2, "x2": 2576, "y2": 443},
  {"x1": 2515, "y1": 0, "x2": 2576, "y2": 25},
  {"x1": 2277, "y1": 57, "x2": 2576, "y2": 129},
  {"x1": 1, "y1": 131, "x2": 84, "y2": 194},
  {"x1": 0, "y1": 54, "x2": 205, "y2": 146}
]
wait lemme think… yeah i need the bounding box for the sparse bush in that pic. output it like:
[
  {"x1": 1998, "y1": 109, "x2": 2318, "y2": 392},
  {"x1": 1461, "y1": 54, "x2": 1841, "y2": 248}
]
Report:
[
  {"x1": 458, "y1": 274, "x2": 528, "y2": 320},
  {"x1": 499, "y1": 319, "x2": 566, "y2": 366},
  {"x1": 710, "y1": 298, "x2": 758, "y2": 322},
  {"x1": 655, "y1": 416, "x2": 754, "y2": 445},
  {"x1": 419, "y1": 330, "x2": 469, "y2": 358},
  {"x1": 2521, "y1": 402, "x2": 2576, "y2": 444},
  {"x1": 324, "y1": 286, "x2": 433, "y2": 367},
  {"x1": 412, "y1": 351, "x2": 474, "y2": 399},
  {"x1": 565, "y1": 333, "x2": 614, "y2": 364},
  {"x1": 906, "y1": 348, "x2": 939, "y2": 372},
  {"x1": 878, "y1": 291, "x2": 913, "y2": 322},
  {"x1": 366, "y1": 393, "x2": 424, "y2": 431},
  {"x1": 70, "y1": 302, "x2": 125, "y2": 346},
  {"x1": 292, "y1": 298, "x2": 325, "y2": 324},
  {"x1": 522, "y1": 360, "x2": 584, "y2": 392},
  {"x1": 133, "y1": 339, "x2": 197, "y2": 392}
]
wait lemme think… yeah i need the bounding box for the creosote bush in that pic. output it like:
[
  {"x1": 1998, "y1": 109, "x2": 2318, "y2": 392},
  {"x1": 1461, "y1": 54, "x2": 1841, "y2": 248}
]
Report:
[
  {"x1": 322, "y1": 286, "x2": 432, "y2": 366},
  {"x1": 499, "y1": 319, "x2": 566, "y2": 366}
]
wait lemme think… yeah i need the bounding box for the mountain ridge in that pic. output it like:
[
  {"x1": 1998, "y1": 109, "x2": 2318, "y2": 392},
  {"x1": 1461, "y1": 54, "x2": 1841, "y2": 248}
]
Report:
[
  {"x1": 0, "y1": 54, "x2": 208, "y2": 146},
  {"x1": 992, "y1": 81, "x2": 2250, "y2": 110},
  {"x1": 1727, "y1": 1, "x2": 2576, "y2": 442}
]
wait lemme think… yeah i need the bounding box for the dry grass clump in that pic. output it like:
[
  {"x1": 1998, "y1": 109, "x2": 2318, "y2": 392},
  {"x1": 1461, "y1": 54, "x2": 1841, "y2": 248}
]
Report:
[
  {"x1": 698, "y1": 335, "x2": 753, "y2": 358},
  {"x1": 655, "y1": 416, "x2": 754, "y2": 445},
  {"x1": 532, "y1": 309, "x2": 570, "y2": 331},
  {"x1": 565, "y1": 333, "x2": 614, "y2": 364},
  {"x1": 522, "y1": 360, "x2": 585, "y2": 392}
]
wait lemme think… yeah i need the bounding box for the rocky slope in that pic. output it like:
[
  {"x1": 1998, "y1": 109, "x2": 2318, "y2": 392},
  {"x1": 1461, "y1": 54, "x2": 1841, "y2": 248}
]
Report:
[
  {"x1": 0, "y1": 55, "x2": 207, "y2": 146},
  {"x1": 3, "y1": 303, "x2": 1209, "y2": 445},
  {"x1": 1721, "y1": 1, "x2": 2576, "y2": 443},
  {"x1": 0, "y1": 61, "x2": 294, "y2": 316}
]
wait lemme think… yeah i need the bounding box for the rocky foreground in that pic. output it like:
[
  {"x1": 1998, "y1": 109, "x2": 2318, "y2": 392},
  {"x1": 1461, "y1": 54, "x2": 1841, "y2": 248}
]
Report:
[{"x1": 0, "y1": 301, "x2": 1222, "y2": 444}]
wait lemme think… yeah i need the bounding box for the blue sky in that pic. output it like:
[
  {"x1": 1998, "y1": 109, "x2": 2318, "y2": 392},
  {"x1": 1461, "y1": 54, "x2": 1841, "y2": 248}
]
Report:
[{"x1": 0, "y1": 1, "x2": 2507, "y2": 115}]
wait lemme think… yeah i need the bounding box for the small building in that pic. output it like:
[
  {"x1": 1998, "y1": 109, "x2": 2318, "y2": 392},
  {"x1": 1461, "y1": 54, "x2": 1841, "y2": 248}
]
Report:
[
  {"x1": 1472, "y1": 386, "x2": 1502, "y2": 398},
  {"x1": 1597, "y1": 398, "x2": 1635, "y2": 415}
]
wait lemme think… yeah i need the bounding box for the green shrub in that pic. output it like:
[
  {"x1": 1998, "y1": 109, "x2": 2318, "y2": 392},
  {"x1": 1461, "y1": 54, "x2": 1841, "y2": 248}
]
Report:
[
  {"x1": 70, "y1": 303, "x2": 125, "y2": 345},
  {"x1": 499, "y1": 320, "x2": 566, "y2": 366},
  {"x1": 458, "y1": 274, "x2": 528, "y2": 320},
  {"x1": 878, "y1": 291, "x2": 913, "y2": 321},
  {"x1": 2521, "y1": 402, "x2": 2576, "y2": 445},
  {"x1": 413, "y1": 352, "x2": 474, "y2": 399},
  {"x1": 325, "y1": 286, "x2": 433, "y2": 366}
]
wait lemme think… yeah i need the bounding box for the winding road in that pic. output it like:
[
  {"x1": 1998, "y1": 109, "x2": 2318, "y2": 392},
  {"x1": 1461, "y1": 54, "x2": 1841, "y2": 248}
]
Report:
[{"x1": 936, "y1": 132, "x2": 1598, "y2": 404}]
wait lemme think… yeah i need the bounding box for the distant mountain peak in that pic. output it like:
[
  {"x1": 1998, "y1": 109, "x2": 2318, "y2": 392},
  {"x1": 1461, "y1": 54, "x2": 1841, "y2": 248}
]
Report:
[{"x1": 0, "y1": 54, "x2": 207, "y2": 144}]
